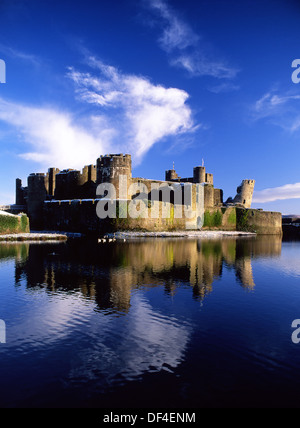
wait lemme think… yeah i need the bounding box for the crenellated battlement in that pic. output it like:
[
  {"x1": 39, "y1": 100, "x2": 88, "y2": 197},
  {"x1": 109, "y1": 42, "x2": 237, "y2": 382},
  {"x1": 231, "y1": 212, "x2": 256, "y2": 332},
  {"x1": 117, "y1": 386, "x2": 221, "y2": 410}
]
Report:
[{"x1": 16, "y1": 153, "x2": 255, "y2": 229}]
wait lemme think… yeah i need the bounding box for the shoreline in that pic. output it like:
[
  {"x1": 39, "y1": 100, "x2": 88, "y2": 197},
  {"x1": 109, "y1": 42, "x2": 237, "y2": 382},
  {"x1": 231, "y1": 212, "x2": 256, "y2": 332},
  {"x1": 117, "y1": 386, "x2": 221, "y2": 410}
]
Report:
[
  {"x1": 0, "y1": 229, "x2": 257, "y2": 242},
  {"x1": 107, "y1": 230, "x2": 257, "y2": 240},
  {"x1": 0, "y1": 232, "x2": 68, "y2": 242}
]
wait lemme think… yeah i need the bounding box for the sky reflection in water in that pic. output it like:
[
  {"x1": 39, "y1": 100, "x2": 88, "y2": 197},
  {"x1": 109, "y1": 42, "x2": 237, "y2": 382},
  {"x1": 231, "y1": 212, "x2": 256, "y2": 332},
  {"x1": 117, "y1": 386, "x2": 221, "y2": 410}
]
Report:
[{"x1": 0, "y1": 236, "x2": 300, "y2": 408}]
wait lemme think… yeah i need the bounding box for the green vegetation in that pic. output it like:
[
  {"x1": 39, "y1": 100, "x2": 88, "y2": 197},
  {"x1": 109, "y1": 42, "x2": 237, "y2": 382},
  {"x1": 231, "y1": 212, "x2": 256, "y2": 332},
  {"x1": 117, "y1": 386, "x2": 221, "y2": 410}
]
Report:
[
  {"x1": 203, "y1": 210, "x2": 223, "y2": 228},
  {"x1": 236, "y1": 209, "x2": 255, "y2": 232},
  {"x1": 20, "y1": 213, "x2": 30, "y2": 233},
  {"x1": 0, "y1": 212, "x2": 30, "y2": 235},
  {"x1": 0, "y1": 213, "x2": 20, "y2": 234},
  {"x1": 227, "y1": 209, "x2": 237, "y2": 225}
]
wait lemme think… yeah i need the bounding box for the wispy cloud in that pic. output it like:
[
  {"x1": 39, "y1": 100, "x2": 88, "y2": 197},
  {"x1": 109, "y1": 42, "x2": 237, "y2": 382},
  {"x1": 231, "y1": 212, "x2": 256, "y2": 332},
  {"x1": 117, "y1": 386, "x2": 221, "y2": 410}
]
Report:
[
  {"x1": 252, "y1": 90, "x2": 300, "y2": 132},
  {"x1": 0, "y1": 43, "x2": 40, "y2": 67},
  {"x1": 147, "y1": 0, "x2": 200, "y2": 52},
  {"x1": 0, "y1": 97, "x2": 114, "y2": 170},
  {"x1": 208, "y1": 82, "x2": 240, "y2": 94},
  {"x1": 253, "y1": 182, "x2": 300, "y2": 203},
  {"x1": 67, "y1": 56, "x2": 198, "y2": 161},
  {"x1": 0, "y1": 56, "x2": 197, "y2": 170},
  {"x1": 143, "y1": 0, "x2": 239, "y2": 80},
  {"x1": 171, "y1": 54, "x2": 238, "y2": 79}
]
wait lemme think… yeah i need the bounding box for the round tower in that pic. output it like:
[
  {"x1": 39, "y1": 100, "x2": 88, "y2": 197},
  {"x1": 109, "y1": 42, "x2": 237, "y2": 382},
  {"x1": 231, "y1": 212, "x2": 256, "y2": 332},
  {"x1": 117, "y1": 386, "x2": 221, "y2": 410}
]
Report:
[
  {"x1": 193, "y1": 166, "x2": 206, "y2": 184},
  {"x1": 234, "y1": 180, "x2": 255, "y2": 208},
  {"x1": 96, "y1": 154, "x2": 132, "y2": 199}
]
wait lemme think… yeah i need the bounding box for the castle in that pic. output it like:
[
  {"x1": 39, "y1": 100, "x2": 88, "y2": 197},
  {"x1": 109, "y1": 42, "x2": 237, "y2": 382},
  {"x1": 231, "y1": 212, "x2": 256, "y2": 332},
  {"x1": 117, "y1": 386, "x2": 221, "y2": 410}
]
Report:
[{"x1": 13, "y1": 153, "x2": 281, "y2": 235}]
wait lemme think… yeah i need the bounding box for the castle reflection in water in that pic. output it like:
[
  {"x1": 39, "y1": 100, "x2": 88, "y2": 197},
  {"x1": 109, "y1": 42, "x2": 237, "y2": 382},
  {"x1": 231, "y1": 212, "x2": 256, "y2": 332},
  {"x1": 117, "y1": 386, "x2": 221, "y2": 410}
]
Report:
[{"x1": 2, "y1": 236, "x2": 282, "y2": 313}]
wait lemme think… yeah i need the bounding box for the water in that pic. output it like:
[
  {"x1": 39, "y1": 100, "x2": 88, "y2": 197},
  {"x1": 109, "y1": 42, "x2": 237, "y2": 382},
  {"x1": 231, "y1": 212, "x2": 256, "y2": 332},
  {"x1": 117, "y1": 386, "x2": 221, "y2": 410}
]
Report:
[{"x1": 0, "y1": 235, "x2": 300, "y2": 408}]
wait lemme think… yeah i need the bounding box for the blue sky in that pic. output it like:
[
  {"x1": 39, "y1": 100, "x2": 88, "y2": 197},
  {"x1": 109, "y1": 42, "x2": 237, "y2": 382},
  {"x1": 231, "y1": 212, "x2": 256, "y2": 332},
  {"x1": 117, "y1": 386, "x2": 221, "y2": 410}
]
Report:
[{"x1": 0, "y1": 0, "x2": 300, "y2": 214}]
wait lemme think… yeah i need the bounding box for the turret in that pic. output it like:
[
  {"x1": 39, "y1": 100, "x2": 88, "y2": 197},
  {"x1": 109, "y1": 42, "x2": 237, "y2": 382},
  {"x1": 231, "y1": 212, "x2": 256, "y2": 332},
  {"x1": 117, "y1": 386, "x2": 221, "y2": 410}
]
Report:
[
  {"x1": 54, "y1": 169, "x2": 82, "y2": 200},
  {"x1": 96, "y1": 154, "x2": 132, "y2": 199},
  {"x1": 193, "y1": 166, "x2": 206, "y2": 184},
  {"x1": 27, "y1": 173, "x2": 48, "y2": 229},
  {"x1": 16, "y1": 178, "x2": 25, "y2": 205},
  {"x1": 165, "y1": 169, "x2": 179, "y2": 181},
  {"x1": 232, "y1": 180, "x2": 255, "y2": 208}
]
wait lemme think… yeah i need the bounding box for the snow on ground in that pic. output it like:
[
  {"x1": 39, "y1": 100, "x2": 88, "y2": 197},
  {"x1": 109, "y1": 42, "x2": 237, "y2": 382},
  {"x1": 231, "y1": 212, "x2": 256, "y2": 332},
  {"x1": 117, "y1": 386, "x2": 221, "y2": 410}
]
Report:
[
  {"x1": 0, "y1": 210, "x2": 17, "y2": 217},
  {"x1": 107, "y1": 231, "x2": 256, "y2": 240},
  {"x1": 0, "y1": 232, "x2": 68, "y2": 241}
]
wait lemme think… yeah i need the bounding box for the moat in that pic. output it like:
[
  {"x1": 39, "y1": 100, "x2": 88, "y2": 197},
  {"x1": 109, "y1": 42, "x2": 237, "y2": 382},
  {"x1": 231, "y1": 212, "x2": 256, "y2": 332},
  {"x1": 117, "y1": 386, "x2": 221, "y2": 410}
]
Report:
[{"x1": 1, "y1": 236, "x2": 300, "y2": 408}]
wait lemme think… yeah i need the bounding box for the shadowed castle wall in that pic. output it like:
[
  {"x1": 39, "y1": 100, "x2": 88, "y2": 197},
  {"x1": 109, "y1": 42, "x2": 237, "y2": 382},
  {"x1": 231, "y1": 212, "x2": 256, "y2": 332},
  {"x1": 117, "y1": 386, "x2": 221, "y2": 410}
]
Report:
[
  {"x1": 15, "y1": 153, "x2": 281, "y2": 235},
  {"x1": 43, "y1": 199, "x2": 198, "y2": 234},
  {"x1": 27, "y1": 173, "x2": 48, "y2": 229}
]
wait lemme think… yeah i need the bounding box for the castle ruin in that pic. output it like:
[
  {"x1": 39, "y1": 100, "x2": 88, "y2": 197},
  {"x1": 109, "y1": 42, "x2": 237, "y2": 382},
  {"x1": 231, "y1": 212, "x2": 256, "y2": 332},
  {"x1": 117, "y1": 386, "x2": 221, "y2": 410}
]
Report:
[{"x1": 13, "y1": 153, "x2": 281, "y2": 235}]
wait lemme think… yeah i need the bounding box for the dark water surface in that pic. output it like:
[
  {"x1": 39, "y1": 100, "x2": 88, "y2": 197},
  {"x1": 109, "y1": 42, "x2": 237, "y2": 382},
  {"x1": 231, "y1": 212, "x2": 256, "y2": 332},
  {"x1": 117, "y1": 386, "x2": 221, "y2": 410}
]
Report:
[{"x1": 0, "y1": 236, "x2": 300, "y2": 408}]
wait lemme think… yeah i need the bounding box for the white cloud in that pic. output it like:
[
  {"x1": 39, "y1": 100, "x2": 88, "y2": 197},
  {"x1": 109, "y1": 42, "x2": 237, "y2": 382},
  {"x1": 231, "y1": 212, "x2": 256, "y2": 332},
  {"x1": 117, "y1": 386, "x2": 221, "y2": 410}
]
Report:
[
  {"x1": 0, "y1": 97, "x2": 114, "y2": 170},
  {"x1": 0, "y1": 58, "x2": 196, "y2": 170},
  {"x1": 67, "y1": 57, "x2": 197, "y2": 160},
  {"x1": 0, "y1": 43, "x2": 40, "y2": 67},
  {"x1": 171, "y1": 54, "x2": 239, "y2": 79},
  {"x1": 253, "y1": 183, "x2": 300, "y2": 203},
  {"x1": 144, "y1": 0, "x2": 239, "y2": 80},
  {"x1": 147, "y1": 0, "x2": 199, "y2": 52},
  {"x1": 254, "y1": 92, "x2": 300, "y2": 115},
  {"x1": 252, "y1": 91, "x2": 300, "y2": 131}
]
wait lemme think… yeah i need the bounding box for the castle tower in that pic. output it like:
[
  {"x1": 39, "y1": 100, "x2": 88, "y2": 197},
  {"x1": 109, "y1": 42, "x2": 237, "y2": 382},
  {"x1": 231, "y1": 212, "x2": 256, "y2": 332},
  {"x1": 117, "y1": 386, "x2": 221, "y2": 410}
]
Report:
[
  {"x1": 233, "y1": 180, "x2": 255, "y2": 208},
  {"x1": 205, "y1": 173, "x2": 214, "y2": 185},
  {"x1": 81, "y1": 165, "x2": 97, "y2": 185},
  {"x1": 16, "y1": 178, "x2": 25, "y2": 205},
  {"x1": 193, "y1": 166, "x2": 206, "y2": 184},
  {"x1": 96, "y1": 154, "x2": 132, "y2": 199},
  {"x1": 77, "y1": 165, "x2": 97, "y2": 198},
  {"x1": 165, "y1": 169, "x2": 179, "y2": 181},
  {"x1": 54, "y1": 169, "x2": 83, "y2": 200},
  {"x1": 27, "y1": 173, "x2": 48, "y2": 228}
]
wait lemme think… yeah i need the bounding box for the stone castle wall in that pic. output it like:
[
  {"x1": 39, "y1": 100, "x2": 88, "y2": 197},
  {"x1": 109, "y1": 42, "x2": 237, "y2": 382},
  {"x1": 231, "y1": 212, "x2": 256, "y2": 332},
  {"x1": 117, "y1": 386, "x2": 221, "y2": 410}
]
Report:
[
  {"x1": 43, "y1": 200, "x2": 282, "y2": 236},
  {"x1": 43, "y1": 199, "x2": 194, "y2": 234},
  {"x1": 13, "y1": 152, "x2": 281, "y2": 235}
]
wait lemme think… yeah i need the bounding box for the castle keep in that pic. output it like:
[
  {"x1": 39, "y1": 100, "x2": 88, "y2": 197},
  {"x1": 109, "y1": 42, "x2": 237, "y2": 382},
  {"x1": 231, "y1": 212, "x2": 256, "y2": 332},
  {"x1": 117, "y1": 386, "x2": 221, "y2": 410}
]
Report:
[{"x1": 14, "y1": 154, "x2": 282, "y2": 235}]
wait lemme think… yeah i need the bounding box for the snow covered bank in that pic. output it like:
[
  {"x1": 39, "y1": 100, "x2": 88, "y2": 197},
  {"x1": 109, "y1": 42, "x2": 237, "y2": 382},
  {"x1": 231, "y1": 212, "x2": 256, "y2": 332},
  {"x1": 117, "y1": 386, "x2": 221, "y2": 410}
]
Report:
[
  {"x1": 107, "y1": 230, "x2": 256, "y2": 240},
  {"x1": 0, "y1": 232, "x2": 68, "y2": 242}
]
